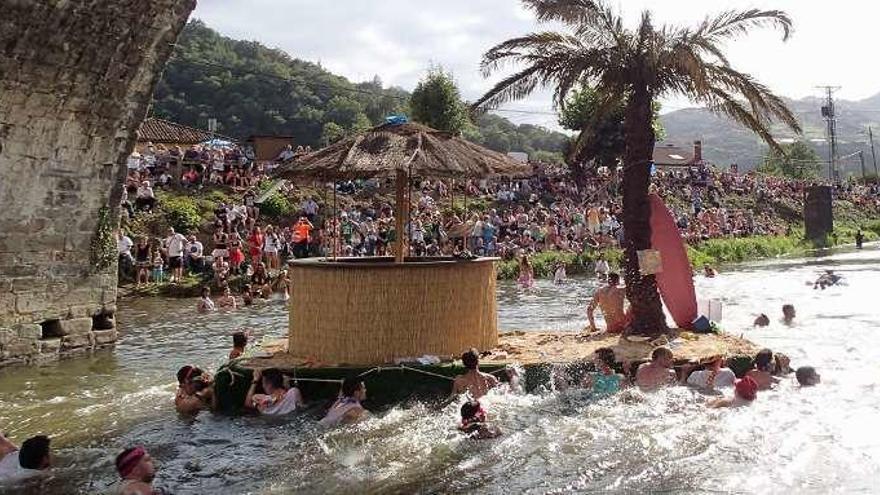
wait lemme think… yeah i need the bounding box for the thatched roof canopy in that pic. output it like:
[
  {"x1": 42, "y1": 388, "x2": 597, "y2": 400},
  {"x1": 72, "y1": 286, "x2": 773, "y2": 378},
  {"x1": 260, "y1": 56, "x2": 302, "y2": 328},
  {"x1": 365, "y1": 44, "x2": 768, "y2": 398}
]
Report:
[{"x1": 275, "y1": 121, "x2": 531, "y2": 180}]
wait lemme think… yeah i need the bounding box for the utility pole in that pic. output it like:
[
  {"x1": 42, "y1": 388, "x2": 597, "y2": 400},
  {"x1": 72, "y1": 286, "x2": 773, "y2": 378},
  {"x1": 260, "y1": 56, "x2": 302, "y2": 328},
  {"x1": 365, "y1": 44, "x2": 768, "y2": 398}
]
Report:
[
  {"x1": 869, "y1": 127, "x2": 879, "y2": 177},
  {"x1": 817, "y1": 86, "x2": 841, "y2": 182},
  {"x1": 859, "y1": 150, "x2": 866, "y2": 179}
]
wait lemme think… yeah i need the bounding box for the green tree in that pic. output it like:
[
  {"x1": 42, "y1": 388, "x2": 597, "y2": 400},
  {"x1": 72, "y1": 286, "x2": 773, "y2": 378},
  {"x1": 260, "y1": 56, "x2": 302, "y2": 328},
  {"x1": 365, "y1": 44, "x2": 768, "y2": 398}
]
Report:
[
  {"x1": 759, "y1": 141, "x2": 821, "y2": 179},
  {"x1": 410, "y1": 68, "x2": 469, "y2": 135},
  {"x1": 321, "y1": 122, "x2": 346, "y2": 146},
  {"x1": 474, "y1": 0, "x2": 800, "y2": 336}
]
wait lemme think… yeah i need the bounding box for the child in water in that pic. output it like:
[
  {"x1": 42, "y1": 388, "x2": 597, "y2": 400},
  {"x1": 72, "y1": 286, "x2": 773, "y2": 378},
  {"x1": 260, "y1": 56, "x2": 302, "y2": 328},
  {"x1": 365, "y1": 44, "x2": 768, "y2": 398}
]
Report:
[
  {"x1": 459, "y1": 400, "x2": 501, "y2": 439},
  {"x1": 518, "y1": 255, "x2": 534, "y2": 289},
  {"x1": 582, "y1": 347, "x2": 626, "y2": 395},
  {"x1": 229, "y1": 331, "x2": 248, "y2": 360},
  {"x1": 197, "y1": 287, "x2": 215, "y2": 313}
]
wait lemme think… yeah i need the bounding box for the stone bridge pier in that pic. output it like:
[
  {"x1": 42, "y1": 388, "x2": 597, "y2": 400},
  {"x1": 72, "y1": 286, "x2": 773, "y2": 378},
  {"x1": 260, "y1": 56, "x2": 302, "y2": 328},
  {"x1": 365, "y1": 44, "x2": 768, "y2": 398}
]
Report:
[{"x1": 0, "y1": 0, "x2": 196, "y2": 366}]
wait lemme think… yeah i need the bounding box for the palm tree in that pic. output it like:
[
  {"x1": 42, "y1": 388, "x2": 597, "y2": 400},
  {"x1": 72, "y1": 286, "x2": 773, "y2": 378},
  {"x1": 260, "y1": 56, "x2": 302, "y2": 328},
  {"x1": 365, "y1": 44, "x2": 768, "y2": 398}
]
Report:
[{"x1": 474, "y1": 0, "x2": 800, "y2": 336}]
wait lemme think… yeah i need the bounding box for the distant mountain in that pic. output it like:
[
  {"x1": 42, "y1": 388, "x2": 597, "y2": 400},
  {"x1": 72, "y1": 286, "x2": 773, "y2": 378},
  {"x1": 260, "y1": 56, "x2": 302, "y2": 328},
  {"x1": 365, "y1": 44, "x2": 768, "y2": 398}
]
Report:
[{"x1": 660, "y1": 94, "x2": 880, "y2": 176}]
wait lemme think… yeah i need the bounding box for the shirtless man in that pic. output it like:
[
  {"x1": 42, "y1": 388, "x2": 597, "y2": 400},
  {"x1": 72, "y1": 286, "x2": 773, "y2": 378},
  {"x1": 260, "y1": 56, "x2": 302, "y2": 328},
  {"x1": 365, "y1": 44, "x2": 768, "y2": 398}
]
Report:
[
  {"x1": 635, "y1": 347, "x2": 677, "y2": 392},
  {"x1": 452, "y1": 349, "x2": 498, "y2": 399},
  {"x1": 115, "y1": 446, "x2": 157, "y2": 495},
  {"x1": 587, "y1": 273, "x2": 629, "y2": 334}
]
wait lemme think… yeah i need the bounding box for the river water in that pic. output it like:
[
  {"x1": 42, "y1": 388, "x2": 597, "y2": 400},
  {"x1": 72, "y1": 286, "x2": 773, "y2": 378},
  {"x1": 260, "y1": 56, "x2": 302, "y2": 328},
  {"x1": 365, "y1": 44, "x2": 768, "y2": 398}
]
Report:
[{"x1": 1, "y1": 247, "x2": 879, "y2": 494}]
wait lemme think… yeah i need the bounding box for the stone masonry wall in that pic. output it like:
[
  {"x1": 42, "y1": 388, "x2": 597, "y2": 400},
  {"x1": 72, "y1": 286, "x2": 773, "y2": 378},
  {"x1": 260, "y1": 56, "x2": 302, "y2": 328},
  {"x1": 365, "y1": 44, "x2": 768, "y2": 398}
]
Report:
[{"x1": 0, "y1": 0, "x2": 196, "y2": 366}]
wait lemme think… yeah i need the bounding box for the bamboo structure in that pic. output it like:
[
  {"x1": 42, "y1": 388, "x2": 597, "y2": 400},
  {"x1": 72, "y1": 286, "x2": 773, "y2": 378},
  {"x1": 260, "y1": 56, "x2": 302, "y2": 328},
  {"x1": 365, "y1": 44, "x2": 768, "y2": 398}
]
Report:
[{"x1": 288, "y1": 257, "x2": 498, "y2": 365}]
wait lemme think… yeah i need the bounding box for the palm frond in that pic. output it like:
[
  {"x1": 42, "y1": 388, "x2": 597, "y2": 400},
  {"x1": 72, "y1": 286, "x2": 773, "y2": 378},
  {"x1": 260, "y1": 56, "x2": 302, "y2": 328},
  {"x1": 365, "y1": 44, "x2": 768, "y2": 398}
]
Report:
[
  {"x1": 521, "y1": 0, "x2": 602, "y2": 25},
  {"x1": 480, "y1": 31, "x2": 585, "y2": 75},
  {"x1": 471, "y1": 65, "x2": 545, "y2": 111},
  {"x1": 696, "y1": 9, "x2": 792, "y2": 42},
  {"x1": 704, "y1": 88, "x2": 783, "y2": 152}
]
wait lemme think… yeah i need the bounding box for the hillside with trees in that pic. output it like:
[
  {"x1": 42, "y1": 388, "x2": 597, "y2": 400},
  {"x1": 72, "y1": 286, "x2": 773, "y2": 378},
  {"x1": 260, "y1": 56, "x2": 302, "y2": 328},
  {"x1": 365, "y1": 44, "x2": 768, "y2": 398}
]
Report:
[{"x1": 151, "y1": 21, "x2": 569, "y2": 162}]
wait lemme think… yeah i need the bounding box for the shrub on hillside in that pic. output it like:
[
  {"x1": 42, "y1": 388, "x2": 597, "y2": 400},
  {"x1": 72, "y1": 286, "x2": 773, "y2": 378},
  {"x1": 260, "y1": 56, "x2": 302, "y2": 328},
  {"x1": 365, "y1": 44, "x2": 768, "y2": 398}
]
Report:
[{"x1": 160, "y1": 195, "x2": 203, "y2": 234}]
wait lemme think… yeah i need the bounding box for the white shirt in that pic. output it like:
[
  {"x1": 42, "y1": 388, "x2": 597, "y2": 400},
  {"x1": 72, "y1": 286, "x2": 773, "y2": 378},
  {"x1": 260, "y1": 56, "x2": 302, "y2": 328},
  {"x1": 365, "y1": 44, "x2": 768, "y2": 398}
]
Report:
[
  {"x1": 187, "y1": 241, "x2": 204, "y2": 258},
  {"x1": 302, "y1": 200, "x2": 319, "y2": 216},
  {"x1": 687, "y1": 368, "x2": 736, "y2": 389},
  {"x1": 595, "y1": 260, "x2": 610, "y2": 275},
  {"x1": 165, "y1": 233, "x2": 187, "y2": 257},
  {"x1": 254, "y1": 388, "x2": 303, "y2": 416},
  {"x1": 136, "y1": 185, "x2": 154, "y2": 199},
  {"x1": 0, "y1": 451, "x2": 39, "y2": 481},
  {"x1": 117, "y1": 235, "x2": 133, "y2": 255}
]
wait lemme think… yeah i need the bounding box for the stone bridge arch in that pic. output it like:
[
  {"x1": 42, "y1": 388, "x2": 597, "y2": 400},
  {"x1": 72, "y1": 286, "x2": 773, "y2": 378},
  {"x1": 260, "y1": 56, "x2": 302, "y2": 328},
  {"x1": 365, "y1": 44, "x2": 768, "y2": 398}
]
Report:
[{"x1": 0, "y1": 0, "x2": 196, "y2": 365}]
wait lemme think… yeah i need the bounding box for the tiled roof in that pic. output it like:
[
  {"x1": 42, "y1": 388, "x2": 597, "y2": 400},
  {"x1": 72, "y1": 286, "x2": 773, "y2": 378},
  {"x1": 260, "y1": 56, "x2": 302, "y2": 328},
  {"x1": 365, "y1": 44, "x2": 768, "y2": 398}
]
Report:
[{"x1": 136, "y1": 118, "x2": 232, "y2": 144}]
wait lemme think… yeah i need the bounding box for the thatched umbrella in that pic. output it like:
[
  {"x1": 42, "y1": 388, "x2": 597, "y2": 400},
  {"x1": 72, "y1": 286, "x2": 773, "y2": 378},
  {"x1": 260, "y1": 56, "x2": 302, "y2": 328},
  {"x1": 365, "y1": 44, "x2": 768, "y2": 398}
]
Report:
[{"x1": 275, "y1": 121, "x2": 530, "y2": 262}]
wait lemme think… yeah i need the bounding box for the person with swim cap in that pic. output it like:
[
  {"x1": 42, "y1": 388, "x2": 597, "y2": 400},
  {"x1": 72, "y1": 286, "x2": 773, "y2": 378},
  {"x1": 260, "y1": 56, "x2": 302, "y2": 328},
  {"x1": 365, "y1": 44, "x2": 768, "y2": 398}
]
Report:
[
  {"x1": 451, "y1": 348, "x2": 499, "y2": 399},
  {"x1": 587, "y1": 273, "x2": 629, "y2": 334},
  {"x1": 635, "y1": 347, "x2": 677, "y2": 392},
  {"x1": 321, "y1": 377, "x2": 368, "y2": 426},
  {"x1": 115, "y1": 446, "x2": 159, "y2": 495},
  {"x1": 459, "y1": 400, "x2": 501, "y2": 439},
  {"x1": 708, "y1": 376, "x2": 758, "y2": 408}
]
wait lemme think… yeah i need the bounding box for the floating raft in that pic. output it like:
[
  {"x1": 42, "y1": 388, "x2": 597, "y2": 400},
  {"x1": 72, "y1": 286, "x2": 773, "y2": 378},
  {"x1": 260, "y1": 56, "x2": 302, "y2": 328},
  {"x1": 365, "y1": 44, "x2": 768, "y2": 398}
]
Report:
[{"x1": 213, "y1": 331, "x2": 762, "y2": 414}]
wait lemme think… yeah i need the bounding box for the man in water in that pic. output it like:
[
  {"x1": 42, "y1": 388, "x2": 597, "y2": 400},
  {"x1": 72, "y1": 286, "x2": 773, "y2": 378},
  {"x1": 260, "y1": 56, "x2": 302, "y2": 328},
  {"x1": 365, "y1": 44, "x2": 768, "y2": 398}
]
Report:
[
  {"x1": 115, "y1": 446, "x2": 157, "y2": 495},
  {"x1": 782, "y1": 304, "x2": 796, "y2": 325},
  {"x1": 813, "y1": 270, "x2": 841, "y2": 290},
  {"x1": 587, "y1": 273, "x2": 629, "y2": 334},
  {"x1": 796, "y1": 366, "x2": 821, "y2": 386},
  {"x1": 452, "y1": 348, "x2": 498, "y2": 399},
  {"x1": 0, "y1": 434, "x2": 52, "y2": 480},
  {"x1": 753, "y1": 314, "x2": 770, "y2": 327},
  {"x1": 635, "y1": 347, "x2": 677, "y2": 391}
]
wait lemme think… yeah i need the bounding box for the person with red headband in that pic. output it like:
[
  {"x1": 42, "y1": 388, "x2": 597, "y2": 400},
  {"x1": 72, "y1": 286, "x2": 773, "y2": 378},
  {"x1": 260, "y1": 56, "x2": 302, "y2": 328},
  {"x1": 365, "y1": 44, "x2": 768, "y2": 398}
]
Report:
[
  {"x1": 708, "y1": 376, "x2": 759, "y2": 408},
  {"x1": 459, "y1": 400, "x2": 501, "y2": 439},
  {"x1": 115, "y1": 446, "x2": 158, "y2": 495},
  {"x1": 174, "y1": 365, "x2": 214, "y2": 415}
]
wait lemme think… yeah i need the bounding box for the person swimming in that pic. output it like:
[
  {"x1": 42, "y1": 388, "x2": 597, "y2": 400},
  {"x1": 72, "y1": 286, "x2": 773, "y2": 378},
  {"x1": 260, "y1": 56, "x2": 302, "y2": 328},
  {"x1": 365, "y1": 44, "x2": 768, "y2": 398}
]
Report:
[
  {"x1": 115, "y1": 445, "x2": 160, "y2": 495},
  {"x1": 685, "y1": 355, "x2": 736, "y2": 391},
  {"x1": 197, "y1": 287, "x2": 215, "y2": 313},
  {"x1": 796, "y1": 366, "x2": 821, "y2": 386},
  {"x1": 583, "y1": 347, "x2": 626, "y2": 395},
  {"x1": 703, "y1": 264, "x2": 718, "y2": 278},
  {"x1": 813, "y1": 270, "x2": 842, "y2": 290},
  {"x1": 459, "y1": 400, "x2": 501, "y2": 439},
  {"x1": 245, "y1": 368, "x2": 303, "y2": 416},
  {"x1": 635, "y1": 347, "x2": 677, "y2": 392},
  {"x1": 745, "y1": 349, "x2": 778, "y2": 390},
  {"x1": 0, "y1": 434, "x2": 52, "y2": 481},
  {"x1": 782, "y1": 304, "x2": 796, "y2": 325},
  {"x1": 707, "y1": 376, "x2": 758, "y2": 408},
  {"x1": 451, "y1": 348, "x2": 499, "y2": 399},
  {"x1": 753, "y1": 313, "x2": 770, "y2": 327},
  {"x1": 320, "y1": 377, "x2": 368, "y2": 426},
  {"x1": 229, "y1": 331, "x2": 248, "y2": 360},
  {"x1": 174, "y1": 365, "x2": 213, "y2": 415}
]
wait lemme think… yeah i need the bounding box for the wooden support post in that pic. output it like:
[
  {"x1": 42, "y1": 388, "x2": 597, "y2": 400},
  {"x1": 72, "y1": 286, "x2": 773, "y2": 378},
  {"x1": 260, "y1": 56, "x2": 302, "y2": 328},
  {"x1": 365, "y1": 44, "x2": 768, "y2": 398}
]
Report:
[{"x1": 395, "y1": 169, "x2": 406, "y2": 263}]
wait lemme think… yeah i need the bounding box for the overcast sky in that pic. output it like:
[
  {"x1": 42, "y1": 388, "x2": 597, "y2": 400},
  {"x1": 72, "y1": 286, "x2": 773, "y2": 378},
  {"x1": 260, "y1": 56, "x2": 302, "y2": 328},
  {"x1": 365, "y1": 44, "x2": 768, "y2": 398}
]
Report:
[{"x1": 194, "y1": 0, "x2": 878, "y2": 129}]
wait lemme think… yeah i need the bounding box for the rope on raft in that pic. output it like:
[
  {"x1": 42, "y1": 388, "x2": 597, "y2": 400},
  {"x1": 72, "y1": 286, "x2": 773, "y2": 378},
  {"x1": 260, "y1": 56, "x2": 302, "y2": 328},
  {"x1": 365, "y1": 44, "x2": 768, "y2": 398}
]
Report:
[{"x1": 357, "y1": 365, "x2": 455, "y2": 381}]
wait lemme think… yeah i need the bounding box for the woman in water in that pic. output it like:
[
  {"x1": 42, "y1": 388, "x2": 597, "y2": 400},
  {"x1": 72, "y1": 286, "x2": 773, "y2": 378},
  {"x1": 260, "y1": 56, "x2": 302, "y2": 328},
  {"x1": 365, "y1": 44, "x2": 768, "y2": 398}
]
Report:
[
  {"x1": 582, "y1": 347, "x2": 626, "y2": 396},
  {"x1": 245, "y1": 368, "x2": 303, "y2": 416},
  {"x1": 320, "y1": 377, "x2": 368, "y2": 426},
  {"x1": 517, "y1": 255, "x2": 534, "y2": 289},
  {"x1": 216, "y1": 286, "x2": 237, "y2": 310},
  {"x1": 197, "y1": 287, "x2": 215, "y2": 313}
]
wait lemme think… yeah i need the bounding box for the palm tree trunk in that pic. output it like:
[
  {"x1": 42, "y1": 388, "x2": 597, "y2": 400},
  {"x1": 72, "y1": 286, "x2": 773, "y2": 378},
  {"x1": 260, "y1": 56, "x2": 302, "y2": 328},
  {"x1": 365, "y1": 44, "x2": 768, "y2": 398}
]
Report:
[{"x1": 621, "y1": 85, "x2": 668, "y2": 336}]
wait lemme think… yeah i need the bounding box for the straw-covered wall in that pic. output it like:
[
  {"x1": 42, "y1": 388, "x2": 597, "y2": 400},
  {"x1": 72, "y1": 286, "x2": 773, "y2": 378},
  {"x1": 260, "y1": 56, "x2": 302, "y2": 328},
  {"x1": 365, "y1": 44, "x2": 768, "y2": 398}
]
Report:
[{"x1": 289, "y1": 259, "x2": 498, "y2": 365}]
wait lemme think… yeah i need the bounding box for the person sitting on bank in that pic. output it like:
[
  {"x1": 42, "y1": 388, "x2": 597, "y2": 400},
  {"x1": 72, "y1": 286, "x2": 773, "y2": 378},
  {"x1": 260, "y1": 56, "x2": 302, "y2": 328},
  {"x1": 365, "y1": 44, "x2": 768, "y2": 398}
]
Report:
[
  {"x1": 452, "y1": 349, "x2": 499, "y2": 399},
  {"x1": 229, "y1": 331, "x2": 248, "y2": 360},
  {"x1": 320, "y1": 377, "x2": 368, "y2": 427},
  {"x1": 115, "y1": 446, "x2": 158, "y2": 495},
  {"x1": 175, "y1": 365, "x2": 213, "y2": 415},
  {"x1": 459, "y1": 400, "x2": 501, "y2": 439},
  {"x1": 197, "y1": 287, "x2": 215, "y2": 313},
  {"x1": 583, "y1": 347, "x2": 626, "y2": 395},
  {"x1": 635, "y1": 347, "x2": 677, "y2": 392},
  {"x1": 708, "y1": 376, "x2": 759, "y2": 408},
  {"x1": 796, "y1": 366, "x2": 821, "y2": 386},
  {"x1": 587, "y1": 273, "x2": 629, "y2": 334},
  {"x1": 685, "y1": 355, "x2": 736, "y2": 391},
  {"x1": 753, "y1": 313, "x2": 770, "y2": 327},
  {"x1": 0, "y1": 434, "x2": 52, "y2": 480},
  {"x1": 745, "y1": 349, "x2": 778, "y2": 390},
  {"x1": 782, "y1": 304, "x2": 796, "y2": 326},
  {"x1": 245, "y1": 368, "x2": 303, "y2": 416}
]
